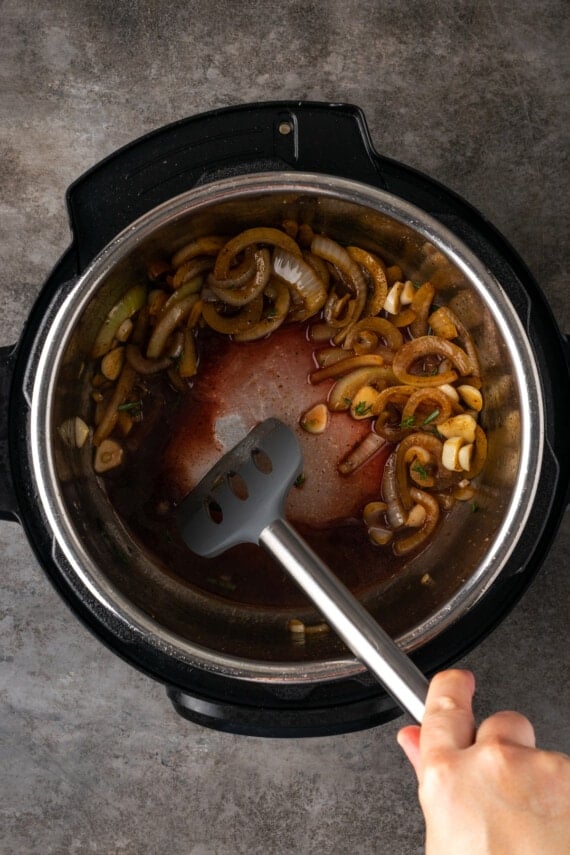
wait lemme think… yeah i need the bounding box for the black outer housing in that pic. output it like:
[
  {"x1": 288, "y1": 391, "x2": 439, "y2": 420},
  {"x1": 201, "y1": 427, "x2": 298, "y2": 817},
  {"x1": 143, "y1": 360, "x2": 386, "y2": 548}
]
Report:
[{"x1": 1, "y1": 102, "x2": 569, "y2": 737}]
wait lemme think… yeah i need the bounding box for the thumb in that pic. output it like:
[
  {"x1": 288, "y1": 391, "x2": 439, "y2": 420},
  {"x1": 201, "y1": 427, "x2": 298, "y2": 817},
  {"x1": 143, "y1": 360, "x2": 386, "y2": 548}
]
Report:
[{"x1": 397, "y1": 725, "x2": 422, "y2": 776}]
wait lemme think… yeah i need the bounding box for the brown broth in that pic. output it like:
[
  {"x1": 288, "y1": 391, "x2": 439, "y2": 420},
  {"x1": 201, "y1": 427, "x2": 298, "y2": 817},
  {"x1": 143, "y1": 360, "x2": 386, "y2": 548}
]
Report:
[{"x1": 103, "y1": 323, "x2": 407, "y2": 609}]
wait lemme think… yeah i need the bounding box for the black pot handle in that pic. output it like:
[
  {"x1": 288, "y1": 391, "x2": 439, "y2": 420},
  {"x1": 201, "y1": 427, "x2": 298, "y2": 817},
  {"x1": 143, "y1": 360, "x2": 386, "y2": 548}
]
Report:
[
  {"x1": 66, "y1": 102, "x2": 388, "y2": 269},
  {"x1": 0, "y1": 344, "x2": 19, "y2": 522}
]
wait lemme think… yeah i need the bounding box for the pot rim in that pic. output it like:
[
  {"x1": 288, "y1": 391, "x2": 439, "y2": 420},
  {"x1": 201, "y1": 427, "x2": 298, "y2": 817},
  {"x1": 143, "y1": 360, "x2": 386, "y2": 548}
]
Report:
[{"x1": 27, "y1": 171, "x2": 544, "y2": 684}]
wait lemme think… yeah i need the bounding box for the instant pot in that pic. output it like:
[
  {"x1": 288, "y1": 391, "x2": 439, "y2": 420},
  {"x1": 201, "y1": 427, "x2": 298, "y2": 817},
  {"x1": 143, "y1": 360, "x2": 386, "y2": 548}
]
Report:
[{"x1": 1, "y1": 102, "x2": 568, "y2": 736}]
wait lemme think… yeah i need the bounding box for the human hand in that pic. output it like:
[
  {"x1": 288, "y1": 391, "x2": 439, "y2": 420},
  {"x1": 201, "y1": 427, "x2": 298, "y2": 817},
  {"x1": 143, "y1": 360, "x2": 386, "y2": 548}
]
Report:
[{"x1": 397, "y1": 669, "x2": 570, "y2": 854}]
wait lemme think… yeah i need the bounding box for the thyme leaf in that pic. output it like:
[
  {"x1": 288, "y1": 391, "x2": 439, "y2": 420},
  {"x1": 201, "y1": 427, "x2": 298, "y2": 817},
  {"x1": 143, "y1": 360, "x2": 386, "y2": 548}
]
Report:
[{"x1": 422, "y1": 409, "x2": 440, "y2": 425}]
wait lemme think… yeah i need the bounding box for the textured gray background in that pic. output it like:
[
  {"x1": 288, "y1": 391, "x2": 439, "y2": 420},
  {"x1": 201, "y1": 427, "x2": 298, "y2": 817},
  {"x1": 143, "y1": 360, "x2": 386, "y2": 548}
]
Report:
[{"x1": 1, "y1": 1, "x2": 568, "y2": 853}]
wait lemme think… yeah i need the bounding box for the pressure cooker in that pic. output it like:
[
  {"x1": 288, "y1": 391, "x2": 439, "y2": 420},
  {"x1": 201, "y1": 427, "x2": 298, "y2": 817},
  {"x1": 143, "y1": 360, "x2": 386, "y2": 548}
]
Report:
[{"x1": 1, "y1": 102, "x2": 568, "y2": 736}]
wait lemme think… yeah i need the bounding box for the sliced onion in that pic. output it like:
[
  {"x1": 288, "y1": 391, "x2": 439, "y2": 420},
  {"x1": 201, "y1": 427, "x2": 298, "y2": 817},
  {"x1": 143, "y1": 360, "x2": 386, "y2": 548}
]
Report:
[
  {"x1": 463, "y1": 425, "x2": 487, "y2": 479},
  {"x1": 395, "y1": 432, "x2": 444, "y2": 508},
  {"x1": 373, "y1": 385, "x2": 416, "y2": 441},
  {"x1": 393, "y1": 488, "x2": 440, "y2": 556},
  {"x1": 171, "y1": 235, "x2": 227, "y2": 269},
  {"x1": 434, "y1": 306, "x2": 481, "y2": 377},
  {"x1": 346, "y1": 246, "x2": 388, "y2": 316},
  {"x1": 93, "y1": 363, "x2": 137, "y2": 447},
  {"x1": 125, "y1": 344, "x2": 172, "y2": 375},
  {"x1": 206, "y1": 246, "x2": 255, "y2": 289},
  {"x1": 410, "y1": 282, "x2": 435, "y2": 338},
  {"x1": 392, "y1": 335, "x2": 474, "y2": 386},
  {"x1": 171, "y1": 257, "x2": 213, "y2": 290},
  {"x1": 233, "y1": 280, "x2": 290, "y2": 342},
  {"x1": 328, "y1": 366, "x2": 396, "y2": 412},
  {"x1": 310, "y1": 353, "x2": 384, "y2": 384},
  {"x1": 91, "y1": 284, "x2": 147, "y2": 359},
  {"x1": 400, "y1": 387, "x2": 452, "y2": 428},
  {"x1": 272, "y1": 247, "x2": 327, "y2": 320},
  {"x1": 201, "y1": 294, "x2": 264, "y2": 335},
  {"x1": 382, "y1": 452, "x2": 407, "y2": 529},
  {"x1": 302, "y1": 251, "x2": 331, "y2": 290},
  {"x1": 146, "y1": 295, "x2": 199, "y2": 358},
  {"x1": 343, "y1": 317, "x2": 404, "y2": 354},
  {"x1": 311, "y1": 235, "x2": 367, "y2": 329},
  {"x1": 208, "y1": 249, "x2": 271, "y2": 307},
  {"x1": 213, "y1": 228, "x2": 301, "y2": 279},
  {"x1": 338, "y1": 431, "x2": 385, "y2": 475}
]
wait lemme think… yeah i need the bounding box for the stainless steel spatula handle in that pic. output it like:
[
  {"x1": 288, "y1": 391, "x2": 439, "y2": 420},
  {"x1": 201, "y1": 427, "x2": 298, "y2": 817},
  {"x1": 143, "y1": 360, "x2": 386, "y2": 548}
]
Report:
[{"x1": 260, "y1": 517, "x2": 428, "y2": 723}]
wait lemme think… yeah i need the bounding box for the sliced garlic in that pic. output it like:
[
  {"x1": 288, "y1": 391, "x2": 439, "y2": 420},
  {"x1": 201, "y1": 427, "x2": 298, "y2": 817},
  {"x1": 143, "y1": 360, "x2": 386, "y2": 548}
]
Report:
[
  {"x1": 458, "y1": 442, "x2": 474, "y2": 471},
  {"x1": 368, "y1": 526, "x2": 393, "y2": 546},
  {"x1": 400, "y1": 280, "x2": 416, "y2": 305},
  {"x1": 58, "y1": 416, "x2": 91, "y2": 449},
  {"x1": 94, "y1": 438, "x2": 124, "y2": 473},
  {"x1": 457, "y1": 384, "x2": 483, "y2": 412},
  {"x1": 287, "y1": 618, "x2": 306, "y2": 634},
  {"x1": 438, "y1": 383, "x2": 460, "y2": 403},
  {"x1": 437, "y1": 413, "x2": 477, "y2": 442},
  {"x1": 115, "y1": 318, "x2": 134, "y2": 343},
  {"x1": 428, "y1": 307, "x2": 458, "y2": 339},
  {"x1": 442, "y1": 436, "x2": 465, "y2": 471},
  {"x1": 101, "y1": 346, "x2": 124, "y2": 381},
  {"x1": 350, "y1": 385, "x2": 381, "y2": 419},
  {"x1": 453, "y1": 484, "x2": 476, "y2": 501},
  {"x1": 406, "y1": 503, "x2": 427, "y2": 528},
  {"x1": 300, "y1": 402, "x2": 328, "y2": 434},
  {"x1": 383, "y1": 281, "x2": 404, "y2": 314}
]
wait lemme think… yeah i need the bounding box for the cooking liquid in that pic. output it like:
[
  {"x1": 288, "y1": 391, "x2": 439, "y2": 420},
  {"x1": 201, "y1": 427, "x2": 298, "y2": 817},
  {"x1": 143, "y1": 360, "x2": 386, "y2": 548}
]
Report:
[{"x1": 105, "y1": 324, "x2": 405, "y2": 609}]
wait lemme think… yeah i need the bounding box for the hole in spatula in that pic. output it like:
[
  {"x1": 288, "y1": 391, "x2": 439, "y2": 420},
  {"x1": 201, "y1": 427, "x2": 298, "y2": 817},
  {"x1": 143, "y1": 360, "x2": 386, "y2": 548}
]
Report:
[
  {"x1": 206, "y1": 499, "x2": 223, "y2": 524},
  {"x1": 251, "y1": 447, "x2": 273, "y2": 475},
  {"x1": 227, "y1": 471, "x2": 249, "y2": 501}
]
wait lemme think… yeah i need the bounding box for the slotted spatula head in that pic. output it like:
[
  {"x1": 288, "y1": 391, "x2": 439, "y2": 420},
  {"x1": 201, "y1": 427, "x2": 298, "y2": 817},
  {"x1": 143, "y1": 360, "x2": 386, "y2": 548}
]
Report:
[{"x1": 177, "y1": 418, "x2": 303, "y2": 558}]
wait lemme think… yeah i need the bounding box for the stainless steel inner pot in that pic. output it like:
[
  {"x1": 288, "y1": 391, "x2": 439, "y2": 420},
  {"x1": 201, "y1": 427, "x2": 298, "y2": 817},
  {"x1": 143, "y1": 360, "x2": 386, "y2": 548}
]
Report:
[{"x1": 27, "y1": 172, "x2": 543, "y2": 684}]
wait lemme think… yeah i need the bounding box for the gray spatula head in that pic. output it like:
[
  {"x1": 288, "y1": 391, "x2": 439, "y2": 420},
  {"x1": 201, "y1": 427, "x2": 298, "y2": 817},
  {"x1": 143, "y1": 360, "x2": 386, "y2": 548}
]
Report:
[{"x1": 177, "y1": 418, "x2": 303, "y2": 558}]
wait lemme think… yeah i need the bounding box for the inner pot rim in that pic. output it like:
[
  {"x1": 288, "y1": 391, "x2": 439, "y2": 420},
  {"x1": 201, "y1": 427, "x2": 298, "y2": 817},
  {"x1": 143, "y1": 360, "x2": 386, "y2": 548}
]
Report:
[{"x1": 27, "y1": 171, "x2": 544, "y2": 684}]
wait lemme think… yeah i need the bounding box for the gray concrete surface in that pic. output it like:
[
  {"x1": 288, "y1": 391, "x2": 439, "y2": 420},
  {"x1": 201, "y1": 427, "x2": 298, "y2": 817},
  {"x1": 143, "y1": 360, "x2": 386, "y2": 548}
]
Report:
[{"x1": 1, "y1": 1, "x2": 568, "y2": 853}]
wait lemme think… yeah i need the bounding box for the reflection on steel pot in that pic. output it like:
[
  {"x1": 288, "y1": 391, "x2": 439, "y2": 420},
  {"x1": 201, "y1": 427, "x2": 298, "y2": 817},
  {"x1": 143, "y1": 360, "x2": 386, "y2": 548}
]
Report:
[{"x1": 1, "y1": 102, "x2": 568, "y2": 737}]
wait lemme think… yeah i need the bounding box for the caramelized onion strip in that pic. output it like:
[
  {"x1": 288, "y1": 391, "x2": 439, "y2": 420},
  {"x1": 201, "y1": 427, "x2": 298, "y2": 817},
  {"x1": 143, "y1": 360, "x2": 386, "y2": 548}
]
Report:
[
  {"x1": 310, "y1": 353, "x2": 384, "y2": 384},
  {"x1": 328, "y1": 366, "x2": 396, "y2": 411},
  {"x1": 395, "y1": 432, "x2": 444, "y2": 509},
  {"x1": 91, "y1": 284, "x2": 147, "y2": 359},
  {"x1": 400, "y1": 388, "x2": 453, "y2": 428},
  {"x1": 201, "y1": 294, "x2": 264, "y2": 335},
  {"x1": 146, "y1": 295, "x2": 199, "y2": 358},
  {"x1": 393, "y1": 488, "x2": 440, "y2": 556},
  {"x1": 233, "y1": 280, "x2": 291, "y2": 342},
  {"x1": 343, "y1": 316, "x2": 404, "y2": 356},
  {"x1": 272, "y1": 248, "x2": 328, "y2": 320},
  {"x1": 171, "y1": 235, "x2": 227, "y2": 269},
  {"x1": 434, "y1": 305, "x2": 482, "y2": 377},
  {"x1": 346, "y1": 246, "x2": 388, "y2": 316},
  {"x1": 338, "y1": 431, "x2": 386, "y2": 475},
  {"x1": 410, "y1": 282, "x2": 436, "y2": 338},
  {"x1": 392, "y1": 335, "x2": 473, "y2": 386},
  {"x1": 311, "y1": 235, "x2": 368, "y2": 334},
  {"x1": 171, "y1": 257, "x2": 214, "y2": 290},
  {"x1": 206, "y1": 246, "x2": 255, "y2": 289},
  {"x1": 125, "y1": 344, "x2": 172, "y2": 375},
  {"x1": 208, "y1": 249, "x2": 271, "y2": 307},
  {"x1": 93, "y1": 363, "x2": 137, "y2": 447},
  {"x1": 464, "y1": 425, "x2": 487, "y2": 479},
  {"x1": 213, "y1": 228, "x2": 301, "y2": 279},
  {"x1": 382, "y1": 452, "x2": 407, "y2": 529}
]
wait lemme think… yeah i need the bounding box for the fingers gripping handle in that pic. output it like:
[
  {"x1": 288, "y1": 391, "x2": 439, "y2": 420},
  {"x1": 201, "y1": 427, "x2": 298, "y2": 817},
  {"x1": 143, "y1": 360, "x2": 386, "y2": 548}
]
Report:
[{"x1": 259, "y1": 518, "x2": 428, "y2": 722}]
